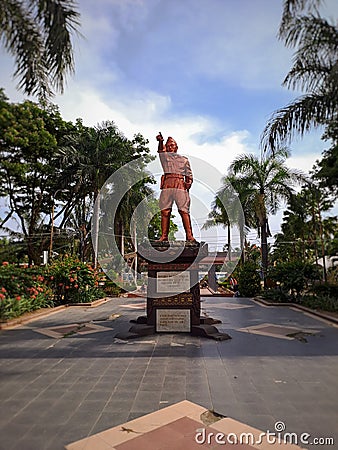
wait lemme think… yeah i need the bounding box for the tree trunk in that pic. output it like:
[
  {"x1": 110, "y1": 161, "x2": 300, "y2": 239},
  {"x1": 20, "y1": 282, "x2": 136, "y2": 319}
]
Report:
[
  {"x1": 227, "y1": 224, "x2": 232, "y2": 261},
  {"x1": 92, "y1": 190, "x2": 100, "y2": 268},
  {"x1": 27, "y1": 237, "x2": 41, "y2": 266},
  {"x1": 261, "y1": 219, "x2": 268, "y2": 288},
  {"x1": 121, "y1": 221, "x2": 125, "y2": 257}
]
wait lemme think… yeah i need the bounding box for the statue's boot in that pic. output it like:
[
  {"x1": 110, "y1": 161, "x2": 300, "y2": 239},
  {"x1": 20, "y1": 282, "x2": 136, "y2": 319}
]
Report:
[
  {"x1": 179, "y1": 210, "x2": 196, "y2": 242},
  {"x1": 158, "y1": 209, "x2": 171, "y2": 241}
]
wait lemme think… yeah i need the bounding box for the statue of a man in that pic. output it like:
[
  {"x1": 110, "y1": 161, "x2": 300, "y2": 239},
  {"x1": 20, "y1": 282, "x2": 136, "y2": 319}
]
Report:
[{"x1": 156, "y1": 133, "x2": 196, "y2": 242}]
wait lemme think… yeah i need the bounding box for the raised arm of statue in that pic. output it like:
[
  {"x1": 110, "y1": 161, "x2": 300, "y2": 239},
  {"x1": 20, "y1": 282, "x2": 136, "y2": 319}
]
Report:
[{"x1": 156, "y1": 132, "x2": 165, "y2": 153}]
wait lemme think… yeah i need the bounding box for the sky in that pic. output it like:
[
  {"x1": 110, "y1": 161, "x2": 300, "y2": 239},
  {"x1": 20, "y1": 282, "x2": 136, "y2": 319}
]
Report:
[{"x1": 1, "y1": 0, "x2": 337, "y2": 251}]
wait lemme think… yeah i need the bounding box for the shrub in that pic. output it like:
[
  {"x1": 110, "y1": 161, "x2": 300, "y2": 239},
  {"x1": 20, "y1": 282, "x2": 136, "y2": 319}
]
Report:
[
  {"x1": 310, "y1": 282, "x2": 338, "y2": 298},
  {"x1": 0, "y1": 262, "x2": 54, "y2": 321},
  {"x1": 261, "y1": 289, "x2": 290, "y2": 302},
  {"x1": 268, "y1": 261, "x2": 321, "y2": 299},
  {"x1": 301, "y1": 294, "x2": 338, "y2": 312},
  {"x1": 104, "y1": 280, "x2": 121, "y2": 297},
  {"x1": 238, "y1": 262, "x2": 261, "y2": 297},
  {"x1": 48, "y1": 256, "x2": 105, "y2": 304}
]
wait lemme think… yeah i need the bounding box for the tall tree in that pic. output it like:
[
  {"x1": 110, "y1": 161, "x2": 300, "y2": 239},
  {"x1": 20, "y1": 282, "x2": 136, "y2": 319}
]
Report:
[
  {"x1": 57, "y1": 122, "x2": 154, "y2": 265},
  {"x1": 261, "y1": 0, "x2": 338, "y2": 153},
  {"x1": 0, "y1": 0, "x2": 80, "y2": 98},
  {"x1": 204, "y1": 180, "x2": 254, "y2": 262},
  {"x1": 228, "y1": 148, "x2": 304, "y2": 283},
  {"x1": 203, "y1": 196, "x2": 232, "y2": 259},
  {"x1": 272, "y1": 183, "x2": 336, "y2": 281},
  {"x1": 314, "y1": 120, "x2": 338, "y2": 197},
  {"x1": 0, "y1": 93, "x2": 75, "y2": 264}
]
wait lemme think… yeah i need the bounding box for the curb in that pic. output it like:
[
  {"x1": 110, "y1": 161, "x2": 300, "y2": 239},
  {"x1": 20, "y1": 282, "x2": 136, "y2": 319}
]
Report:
[
  {"x1": 66, "y1": 297, "x2": 113, "y2": 307},
  {"x1": 0, "y1": 305, "x2": 67, "y2": 330},
  {"x1": 253, "y1": 296, "x2": 338, "y2": 325}
]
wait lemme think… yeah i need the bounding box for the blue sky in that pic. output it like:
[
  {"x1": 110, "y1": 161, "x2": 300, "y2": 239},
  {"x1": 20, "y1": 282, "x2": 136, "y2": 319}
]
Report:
[{"x1": 1, "y1": 0, "x2": 337, "y2": 249}]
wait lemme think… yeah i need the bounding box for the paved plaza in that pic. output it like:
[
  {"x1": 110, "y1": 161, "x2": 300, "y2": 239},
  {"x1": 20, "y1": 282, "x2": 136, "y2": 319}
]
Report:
[{"x1": 0, "y1": 296, "x2": 337, "y2": 449}]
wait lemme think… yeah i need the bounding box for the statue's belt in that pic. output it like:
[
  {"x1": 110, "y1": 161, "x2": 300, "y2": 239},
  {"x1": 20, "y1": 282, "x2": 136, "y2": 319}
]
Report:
[{"x1": 163, "y1": 174, "x2": 184, "y2": 179}]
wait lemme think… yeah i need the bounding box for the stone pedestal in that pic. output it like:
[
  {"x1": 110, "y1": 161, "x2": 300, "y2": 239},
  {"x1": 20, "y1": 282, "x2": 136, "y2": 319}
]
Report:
[
  {"x1": 143, "y1": 241, "x2": 207, "y2": 331},
  {"x1": 115, "y1": 241, "x2": 231, "y2": 341}
]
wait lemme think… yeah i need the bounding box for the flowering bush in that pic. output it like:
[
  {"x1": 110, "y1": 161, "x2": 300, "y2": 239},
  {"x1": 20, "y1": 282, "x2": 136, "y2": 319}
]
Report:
[
  {"x1": 0, "y1": 262, "x2": 54, "y2": 321},
  {"x1": 48, "y1": 256, "x2": 105, "y2": 304},
  {"x1": 0, "y1": 256, "x2": 107, "y2": 321}
]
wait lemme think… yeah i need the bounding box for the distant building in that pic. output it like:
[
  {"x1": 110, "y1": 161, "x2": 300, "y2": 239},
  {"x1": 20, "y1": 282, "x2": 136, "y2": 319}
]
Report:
[{"x1": 316, "y1": 255, "x2": 338, "y2": 268}]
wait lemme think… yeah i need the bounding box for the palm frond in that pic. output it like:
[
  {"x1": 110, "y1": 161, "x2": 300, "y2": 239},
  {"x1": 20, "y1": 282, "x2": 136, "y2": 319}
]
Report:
[
  {"x1": 229, "y1": 153, "x2": 260, "y2": 176},
  {"x1": 279, "y1": 0, "x2": 322, "y2": 40},
  {"x1": 0, "y1": 0, "x2": 80, "y2": 98},
  {"x1": 283, "y1": 60, "x2": 332, "y2": 92},
  {"x1": 0, "y1": 0, "x2": 51, "y2": 97},
  {"x1": 261, "y1": 91, "x2": 338, "y2": 153},
  {"x1": 282, "y1": 15, "x2": 338, "y2": 54},
  {"x1": 36, "y1": 0, "x2": 81, "y2": 91}
]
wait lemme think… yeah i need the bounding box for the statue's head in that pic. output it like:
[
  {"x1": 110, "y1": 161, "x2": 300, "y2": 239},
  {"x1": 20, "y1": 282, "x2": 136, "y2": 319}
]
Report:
[{"x1": 166, "y1": 137, "x2": 178, "y2": 153}]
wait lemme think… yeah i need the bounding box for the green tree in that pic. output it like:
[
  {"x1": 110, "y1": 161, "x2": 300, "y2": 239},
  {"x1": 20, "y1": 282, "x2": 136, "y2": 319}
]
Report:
[
  {"x1": 261, "y1": 0, "x2": 338, "y2": 153},
  {"x1": 204, "y1": 176, "x2": 255, "y2": 263},
  {"x1": 314, "y1": 120, "x2": 338, "y2": 197},
  {"x1": 0, "y1": 0, "x2": 80, "y2": 98},
  {"x1": 0, "y1": 93, "x2": 75, "y2": 264},
  {"x1": 228, "y1": 148, "x2": 303, "y2": 283},
  {"x1": 268, "y1": 260, "x2": 321, "y2": 299},
  {"x1": 237, "y1": 261, "x2": 261, "y2": 298},
  {"x1": 58, "y1": 122, "x2": 154, "y2": 266},
  {"x1": 272, "y1": 193, "x2": 311, "y2": 262},
  {"x1": 272, "y1": 183, "x2": 336, "y2": 282},
  {"x1": 203, "y1": 196, "x2": 233, "y2": 259}
]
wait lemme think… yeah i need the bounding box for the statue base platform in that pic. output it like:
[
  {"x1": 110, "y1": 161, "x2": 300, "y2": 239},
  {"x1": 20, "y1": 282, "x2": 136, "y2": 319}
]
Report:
[{"x1": 115, "y1": 241, "x2": 231, "y2": 341}]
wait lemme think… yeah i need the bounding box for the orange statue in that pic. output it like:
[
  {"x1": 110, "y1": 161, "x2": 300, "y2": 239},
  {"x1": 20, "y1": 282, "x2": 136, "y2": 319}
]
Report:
[{"x1": 156, "y1": 132, "x2": 196, "y2": 242}]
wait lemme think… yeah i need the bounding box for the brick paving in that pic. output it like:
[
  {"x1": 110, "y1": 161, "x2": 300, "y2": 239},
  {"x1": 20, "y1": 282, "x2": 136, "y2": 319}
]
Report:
[{"x1": 0, "y1": 296, "x2": 337, "y2": 449}]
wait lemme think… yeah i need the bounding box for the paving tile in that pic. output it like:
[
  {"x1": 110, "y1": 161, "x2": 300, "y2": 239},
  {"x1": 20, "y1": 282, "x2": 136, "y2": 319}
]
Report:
[{"x1": 0, "y1": 297, "x2": 337, "y2": 449}]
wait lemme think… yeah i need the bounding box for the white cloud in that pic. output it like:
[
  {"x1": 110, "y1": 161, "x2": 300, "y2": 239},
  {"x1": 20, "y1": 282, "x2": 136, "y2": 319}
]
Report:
[
  {"x1": 55, "y1": 82, "x2": 253, "y2": 176},
  {"x1": 286, "y1": 154, "x2": 319, "y2": 175}
]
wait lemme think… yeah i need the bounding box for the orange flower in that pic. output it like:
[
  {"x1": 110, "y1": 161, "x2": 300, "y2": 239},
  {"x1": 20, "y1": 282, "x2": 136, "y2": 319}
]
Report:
[
  {"x1": 2, "y1": 261, "x2": 9, "y2": 266},
  {"x1": 0, "y1": 293, "x2": 5, "y2": 300},
  {"x1": 1, "y1": 287, "x2": 6, "y2": 293},
  {"x1": 16, "y1": 296, "x2": 21, "y2": 301}
]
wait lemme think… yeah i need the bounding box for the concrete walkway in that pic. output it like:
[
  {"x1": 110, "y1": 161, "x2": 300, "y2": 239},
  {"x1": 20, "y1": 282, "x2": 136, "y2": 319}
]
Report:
[{"x1": 0, "y1": 297, "x2": 337, "y2": 449}]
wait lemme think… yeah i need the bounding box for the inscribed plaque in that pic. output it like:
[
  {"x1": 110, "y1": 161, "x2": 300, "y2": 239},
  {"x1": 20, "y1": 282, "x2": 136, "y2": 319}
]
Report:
[
  {"x1": 156, "y1": 309, "x2": 191, "y2": 332},
  {"x1": 156, "y1": 271, "x2": 190, "y2": 293}
]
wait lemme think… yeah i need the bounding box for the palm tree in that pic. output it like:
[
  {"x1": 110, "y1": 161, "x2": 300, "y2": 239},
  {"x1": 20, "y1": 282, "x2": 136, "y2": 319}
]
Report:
[
  {"x1": 203, "y1": 196, "x2": 232, "y2": 259},
  {"x1": 0, "y1": 0, "x2": 80, "y2": 98},
  {"x1": 57, "y1": 122, "x2": 153, "y2": 266},
  {"x1": 228, "y1": 148, "x2": 304, "y2": 283},
  {"x1": 204, "y1": 179, "x2": 255, "y2": 262},
  {"x1": 261, "y1": 0, "x2": 338, "y2": 153}
]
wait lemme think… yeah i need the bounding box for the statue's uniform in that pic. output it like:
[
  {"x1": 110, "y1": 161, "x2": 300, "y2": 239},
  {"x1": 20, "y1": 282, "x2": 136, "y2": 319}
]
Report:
[{"x1": 158, "y1": 152, "x2": 193, "y2": 213}]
